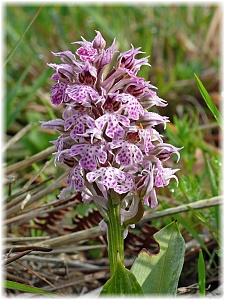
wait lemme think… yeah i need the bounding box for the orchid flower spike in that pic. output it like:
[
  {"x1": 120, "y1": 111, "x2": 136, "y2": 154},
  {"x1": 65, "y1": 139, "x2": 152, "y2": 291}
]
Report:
[{"x1": 41, "y1": 31, "x2": 182, "y2": 229}]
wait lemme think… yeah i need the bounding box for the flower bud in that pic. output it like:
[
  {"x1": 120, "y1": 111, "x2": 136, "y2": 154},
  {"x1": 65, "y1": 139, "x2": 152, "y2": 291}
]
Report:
[{"x1": 93, "y1": 30, "x2": 106, "y2": 50}]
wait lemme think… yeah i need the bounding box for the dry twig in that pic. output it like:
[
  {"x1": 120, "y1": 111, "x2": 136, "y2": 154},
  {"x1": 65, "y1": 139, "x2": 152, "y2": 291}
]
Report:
[
  {"x1": 5, "y1": 145, "x2": 55, "y2": 175},
  {"x1": 32, "y1": 195, "x2": 222, "y2": 248}
]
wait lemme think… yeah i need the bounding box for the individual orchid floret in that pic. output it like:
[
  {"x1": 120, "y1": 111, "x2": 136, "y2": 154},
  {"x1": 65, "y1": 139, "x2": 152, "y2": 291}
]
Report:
[
  {"x1": 40, "y1": 118, "x2": 65, "y2": 132},
  {"x1": 139, "y1": 111, "x2": 169, "y2": 129},
  {"x1": 74, "y1": 37, "x2": 98, "y2": 62},
  {"x1": 48, "y1": 63, "x2": 75, "y2": 83},
  {"x1": 66, "y1": 165, "x2": 84, "y2": 191},
  {"x1": 117, "y1": 44, "x2": 150, "y2": 74},
  {"x1": 64, "y1": 111, "x2": 95, "y2": 139},
  {"x1": 110, "y1": 140, "x2": 143, "y2": 167},
  {"x1": 52, "y1": 51, "x2": 77, "y2": 65},
  {"x1": 117, "y1": 93, "x2": 144, "y2": 120},
  {"x1": 148, "y1": 143, "x2": 182, "y2": 162},
  {"x1": 66, "y1": 84, "x2": 99, "y2": 106},
  {"x1": 70, "y1": 143, "x2": 107, "y2": 171},
  {"x1": 95, "y1": 113, "x2": 130, "y2": 140},
  {"x1": 77, "y1": 62, "x2": 97, "y2": 86},
  {"x1": 139, "y1": 89, "x2": 168, "y2": 109},
  {"x1": 94, "y1": 38, "x2": 118, "y2": 72},
  {"x1": 49, "y1": 82, "x2": 69, "y2": 105},
  {"x1": 86, "y1": 167, "x2": 135, "y2": 194},
  {"x1": 124, "y1": 77, "x2": 151, "y2": 98}
]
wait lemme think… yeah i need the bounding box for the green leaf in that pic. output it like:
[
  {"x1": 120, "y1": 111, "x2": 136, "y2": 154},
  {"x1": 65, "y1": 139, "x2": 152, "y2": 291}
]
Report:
[
  {"x1": 198, "y1": 250, "x2": 206, "y2": 296},
  {"x1": 194, "y1": 73, "x2": 222, "y2": 128},
  {"x1": 4, "y1": 280, "x2": 58, "y2": 296},
  {"x1": 205, "y1": 159, "x2": 219, "y2": 197},
  {"x1": 100, "y1": 254, "x2": 143, "y2": 296},
  {"x1": 131, "y1": 221, "x2": 185, "y2": 295}
]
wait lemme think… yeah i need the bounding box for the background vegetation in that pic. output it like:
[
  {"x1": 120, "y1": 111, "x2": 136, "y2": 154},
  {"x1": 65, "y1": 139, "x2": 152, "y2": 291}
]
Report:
[{"x1": 4, "y1": 3, "x2": 222, "y2": 297}]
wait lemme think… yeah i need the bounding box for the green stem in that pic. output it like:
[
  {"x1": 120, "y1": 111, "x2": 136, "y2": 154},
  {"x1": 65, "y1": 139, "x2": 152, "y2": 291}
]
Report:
[{"x1": 106, "y1": 195, "x2": 125, "y2": 277}]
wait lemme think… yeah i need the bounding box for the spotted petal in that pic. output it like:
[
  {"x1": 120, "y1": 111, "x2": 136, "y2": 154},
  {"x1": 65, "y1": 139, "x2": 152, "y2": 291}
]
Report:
[
  {"x1": 118, "y1": 93, "x2": 144, "y2": 120},
  {"x1": 70, "y1": 143, "x2": 107, "y2": 170},
  {"x1": 95, "y1": 113, "x2": 130, "y2": 140},
  {"x1": 64, "y1": 111, "x2": 95, "y2": 139},
  {"x1": 74, "y1": 37, "x2": 98, "y2": 62},
  {"x1": 86, "y1": 167, "x2": 134, "y2": 194},
  {"x1": 66, "y1": 84, "x2": 99, "y2": 106},
  {"x1": 59, "y1": 166, "x2": 84, "y2": 198},
  {"x1": 50, "y1": 82, "x2": 69, "y2": 105},
  {"x1": 110, "y1": 141, "x2": 143, "y2": 166}
]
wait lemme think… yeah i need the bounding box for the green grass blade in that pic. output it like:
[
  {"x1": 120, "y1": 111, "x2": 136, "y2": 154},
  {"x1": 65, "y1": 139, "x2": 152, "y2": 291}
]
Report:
[
  {"x1": 205, "y1": 159, "x2": 219, "y2": 197},
  {"x1": 198, "y1": 250, "x2": 206, "y2": 296},
  {"x1": 4, "y1": 280, "x2": 58, "y2": 296},
  {"x1": 39, "y1": 97, "x2": 57, "y2": 121},
  {"x1": 4, "y1": 4, "x2": 45, "y2": 68},
  {"x1": 6, "y1": 68, "x2": 51, "y2": 128},
  {"x1": 194, "y1": 73, "x2": 222, "y2": 129},
  {"x1": 80, "y1": 6, "x2": 119, "y2": 40},
  {"x1": 205, "y1": 158, "x2": 220, "y2": 232},
  {"x1": 187, "y1": 205, "x2": 220, "y2": 246},
  {"x1": 176, "y1": 214, "x2": 216, "y2": 266},
  {"x1": 5, "y1": 65, "x2": 30, "y2": 129},
  {"x1": 6, "y1": 65, "x2": 30, "y2": 104}
]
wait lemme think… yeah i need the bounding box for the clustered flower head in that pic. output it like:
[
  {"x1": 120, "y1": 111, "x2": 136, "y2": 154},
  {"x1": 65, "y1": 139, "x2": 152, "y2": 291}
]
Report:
[{"x1": 41, "y1": 31, "x2": 181, "y2": 227}]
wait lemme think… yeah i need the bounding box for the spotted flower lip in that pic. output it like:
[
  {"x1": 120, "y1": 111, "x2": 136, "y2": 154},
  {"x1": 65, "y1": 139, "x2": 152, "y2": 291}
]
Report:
[
  {"x1": 74, "y1": 37, "x2": 98, "y2": 62},
  {"x1": 70, "y1": 143, "x2": 107, "y2": 171},
  {"x1": 41, "y1": 30, "x2": 182, "y2": 227},
  {"x1": 95, "y1": 112, "x2": 130, "y2": 140},
  {"x1": 109, "y1": 140, "x2": 143, "y2": 167},
  {"x1": 49, "y1": 82, "x2": 69, "y2": 105},
  {"x1": 86, "y1": 167, "x2": 135, "y2": 194},
  {"x1": 117, "y1": 93, "x2": 145, "y2": 120},
  {"x1": 64, "y1": 112, "x2": 94, "y2": 131},
  {"x1": 66, "y1": 84, "x2": 99, "y2": 106}
]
